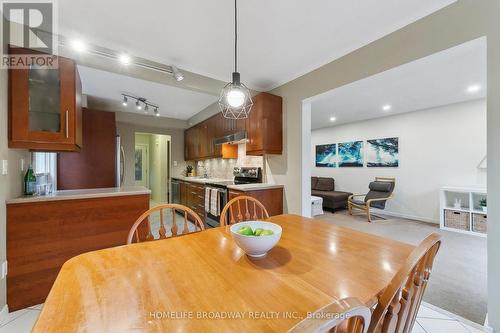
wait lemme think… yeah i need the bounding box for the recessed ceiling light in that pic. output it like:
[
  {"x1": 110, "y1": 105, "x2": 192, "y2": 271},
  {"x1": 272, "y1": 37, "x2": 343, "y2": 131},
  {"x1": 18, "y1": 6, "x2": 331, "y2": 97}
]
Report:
[
  {"x1": 118, "y1": 53, "x2": 131, "y2": 65},
  {"x1": 70, "y1": 39, "x2": 86, "y2": 52},
  {"x1": 382, "y1": 104, "x2": 392, "y2": 111},
  {"x1": 329, "y1": 117, "x2": 336, "y2": 122},
  {"x1": 467, "y1": 84, "x2": 481, "y2": 93}
]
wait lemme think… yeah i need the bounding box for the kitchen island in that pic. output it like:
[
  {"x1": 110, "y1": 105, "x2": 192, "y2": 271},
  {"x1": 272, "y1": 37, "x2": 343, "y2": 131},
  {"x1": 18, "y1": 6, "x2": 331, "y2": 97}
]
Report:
[{"x1": 6, "y1": 186, "x2": 150, "y2": 311}]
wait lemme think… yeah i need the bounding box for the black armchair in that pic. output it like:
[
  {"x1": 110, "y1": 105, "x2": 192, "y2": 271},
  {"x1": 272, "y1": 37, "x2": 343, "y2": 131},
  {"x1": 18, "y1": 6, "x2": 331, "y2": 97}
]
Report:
[{"x1": 348, "y1": 177, "x2": 396, "y2": 222}]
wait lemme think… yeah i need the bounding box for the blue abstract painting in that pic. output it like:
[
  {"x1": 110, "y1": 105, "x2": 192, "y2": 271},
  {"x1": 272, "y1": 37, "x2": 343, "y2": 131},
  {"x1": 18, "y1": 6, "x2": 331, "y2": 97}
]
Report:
[
  {"x1": 338, "y1": 141, "x2": 363, "y2": 167},
  {"x1": 315, "y1": 144, "x2": 337, "y2": 167},
  {"x1": 366, "y1": 137, "x2": 399, "y2": 167}
]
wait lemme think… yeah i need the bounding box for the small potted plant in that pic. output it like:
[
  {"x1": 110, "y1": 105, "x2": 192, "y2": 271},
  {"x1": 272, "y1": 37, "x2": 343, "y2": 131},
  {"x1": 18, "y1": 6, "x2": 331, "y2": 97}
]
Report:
[{"x1": 479, "y1": 198, "x2": 487, "y2": 213}]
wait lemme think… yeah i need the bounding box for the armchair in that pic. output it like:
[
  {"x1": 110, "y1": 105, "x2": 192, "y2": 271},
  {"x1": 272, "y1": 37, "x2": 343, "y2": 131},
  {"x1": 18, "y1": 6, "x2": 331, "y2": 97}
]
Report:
[{"x1": 348, "y1": 177, "x2": 395, "y2": 222}]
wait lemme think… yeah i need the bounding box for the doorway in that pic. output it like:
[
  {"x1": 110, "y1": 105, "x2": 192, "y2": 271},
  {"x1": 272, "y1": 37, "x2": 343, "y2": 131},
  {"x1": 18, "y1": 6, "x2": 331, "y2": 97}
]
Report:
[
  {"x1": 134, "y1": 132, "x2": 172, "y2": 207},
  {"x1": 135, "y1": 143, "x2": 149, "y2": 188}
]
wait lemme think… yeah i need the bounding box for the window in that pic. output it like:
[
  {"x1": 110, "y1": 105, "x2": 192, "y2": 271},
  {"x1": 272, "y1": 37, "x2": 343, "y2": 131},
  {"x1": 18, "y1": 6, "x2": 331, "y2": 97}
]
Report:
[{"x1": 32, "y1": 152, "x2": 57, "y2": 189}]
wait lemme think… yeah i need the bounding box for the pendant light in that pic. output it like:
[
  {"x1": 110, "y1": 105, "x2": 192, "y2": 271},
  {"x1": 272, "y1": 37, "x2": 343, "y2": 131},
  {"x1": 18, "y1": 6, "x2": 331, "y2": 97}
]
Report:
[{"x1": 218, "y1": 0, "x2": 253, "y2": 119}]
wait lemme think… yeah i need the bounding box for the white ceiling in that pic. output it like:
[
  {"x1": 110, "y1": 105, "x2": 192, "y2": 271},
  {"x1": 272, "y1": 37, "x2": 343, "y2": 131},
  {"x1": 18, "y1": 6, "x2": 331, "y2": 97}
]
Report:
[
  {"x1": 78, "y1": 65, "x2": 217, "y2": 120},
  {"x1": 311, "y1": 37, "x2": 487, "y2": 130},
  {"x1": 59, "y1": 0, "x2": 455, "y2": 91}
]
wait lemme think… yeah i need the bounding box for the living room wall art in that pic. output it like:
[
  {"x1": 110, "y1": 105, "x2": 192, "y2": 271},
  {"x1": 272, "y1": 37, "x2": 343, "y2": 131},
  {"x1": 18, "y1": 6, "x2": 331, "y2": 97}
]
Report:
[
  {"x1": 338, "y1": 141, "x2": 363, "y2": 167},
  {"x1": 315, "y1": 144, "x2": 337, "y2": 167},
  {"x1": 366, "y1": 137, "x2": 399, "y2": 167}
]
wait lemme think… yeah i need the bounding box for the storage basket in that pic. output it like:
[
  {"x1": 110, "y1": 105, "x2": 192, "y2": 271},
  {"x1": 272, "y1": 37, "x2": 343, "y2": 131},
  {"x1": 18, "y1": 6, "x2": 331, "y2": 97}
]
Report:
[
  {"x1": 472, "y1": 213, "x2": 487, "y2": 234},
  {"x1": 444, "y1": 210, "x2": 470, "y2": 231}
]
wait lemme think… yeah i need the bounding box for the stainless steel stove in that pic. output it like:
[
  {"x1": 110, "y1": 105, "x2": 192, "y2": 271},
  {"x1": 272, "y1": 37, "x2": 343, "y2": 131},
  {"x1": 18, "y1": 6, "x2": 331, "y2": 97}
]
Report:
[{"x1": 205, "y1": 167, "x2": 262, "y2": 228}]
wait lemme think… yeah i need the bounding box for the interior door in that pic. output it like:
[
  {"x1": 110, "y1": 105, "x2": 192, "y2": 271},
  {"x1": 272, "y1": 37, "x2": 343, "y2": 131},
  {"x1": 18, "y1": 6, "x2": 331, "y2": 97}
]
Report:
[{"x1": 135, "y1": 144, "x2": 149, "y2": 188}]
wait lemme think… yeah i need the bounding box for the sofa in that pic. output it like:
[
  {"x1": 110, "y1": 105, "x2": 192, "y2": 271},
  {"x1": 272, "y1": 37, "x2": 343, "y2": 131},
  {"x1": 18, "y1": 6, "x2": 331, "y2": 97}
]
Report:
[{"x1": 311, "y1": 177, "x2": 352, "y2": 211}]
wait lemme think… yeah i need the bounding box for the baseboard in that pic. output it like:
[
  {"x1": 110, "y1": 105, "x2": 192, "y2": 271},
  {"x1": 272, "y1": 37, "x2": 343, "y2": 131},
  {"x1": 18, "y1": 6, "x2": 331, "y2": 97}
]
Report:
[
  {"x1": 0, "y1": 304, "x2": 8, "y2": 326},
  {"x1": 371, "y1": 209, "x2": 439, "y2": 224}
]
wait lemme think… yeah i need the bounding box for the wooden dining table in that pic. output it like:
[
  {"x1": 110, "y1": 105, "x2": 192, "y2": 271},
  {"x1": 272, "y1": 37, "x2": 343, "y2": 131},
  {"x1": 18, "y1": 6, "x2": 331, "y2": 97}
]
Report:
[{"x1": 32, "y1": 214, "x2": 413, "y2": 333}]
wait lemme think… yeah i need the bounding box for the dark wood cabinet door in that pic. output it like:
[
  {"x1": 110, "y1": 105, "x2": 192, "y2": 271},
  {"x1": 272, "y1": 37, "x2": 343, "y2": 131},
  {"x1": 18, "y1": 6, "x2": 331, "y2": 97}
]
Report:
[
  {"x1": 8, "y1": 47, "x2": 82, "y2": 151},
  {"x1": 228, "y1": 188, "x2": 283, "y2": 217},
  {"x1": 57, "y1": 109, "x2": 116, "y2": 190},
  {"x1": 246, "y1": 93, "x2": 283, "y2": 156}
]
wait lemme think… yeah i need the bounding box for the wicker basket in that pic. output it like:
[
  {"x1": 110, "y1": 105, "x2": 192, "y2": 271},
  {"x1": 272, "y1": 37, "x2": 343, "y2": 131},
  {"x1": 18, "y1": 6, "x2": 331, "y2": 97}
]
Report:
[
  {"x1": 444, "y1": 210, "x2": 470, "y2": 231},
  {"x1": 472, "y1": 213, "x2": 487, "y2": 234}
]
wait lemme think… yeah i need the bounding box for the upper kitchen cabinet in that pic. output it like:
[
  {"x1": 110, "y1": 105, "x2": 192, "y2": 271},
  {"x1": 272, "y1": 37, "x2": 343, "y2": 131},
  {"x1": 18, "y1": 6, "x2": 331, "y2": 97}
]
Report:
[
  {"x1": 8, "y1": 47, "x2": 82, "y2": 152},
  {"x1": 183, "y1": 92, "x2": 281, "y2": 161},
  {"x1": 245, "y1": 92, "x2": 282, "y2": 156}
]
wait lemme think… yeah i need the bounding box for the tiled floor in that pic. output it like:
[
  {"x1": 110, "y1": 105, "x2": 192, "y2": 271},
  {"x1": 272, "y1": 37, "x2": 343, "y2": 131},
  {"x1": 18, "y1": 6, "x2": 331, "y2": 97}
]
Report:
[{"x1": 0, "y1": 302, "x2": 488, "y2": 333}]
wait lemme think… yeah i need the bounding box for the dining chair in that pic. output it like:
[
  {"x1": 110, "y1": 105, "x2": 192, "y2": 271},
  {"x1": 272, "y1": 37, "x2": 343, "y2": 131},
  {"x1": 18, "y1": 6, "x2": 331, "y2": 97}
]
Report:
[
  {"x1": 220, "y1": 196, "x2": 270, "y2": 226},
  {"x1": 348, "y1": 177, "x2": 396, "y2": 222},
  {"x1": 367, "y1": 233, "x2": 442, "y2": 333},
  {"x1": 288, "y1": 297, "x2": 371, "y2": 333},
  {"x1": 126, "y1": 204, "x2": 204, "y2": 244}
]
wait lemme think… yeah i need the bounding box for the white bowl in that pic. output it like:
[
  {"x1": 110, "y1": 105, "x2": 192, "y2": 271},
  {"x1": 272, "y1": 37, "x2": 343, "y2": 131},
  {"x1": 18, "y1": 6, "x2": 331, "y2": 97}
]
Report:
[{"x1": 230, "y1": 221, "x2": 282, "y2": 258}]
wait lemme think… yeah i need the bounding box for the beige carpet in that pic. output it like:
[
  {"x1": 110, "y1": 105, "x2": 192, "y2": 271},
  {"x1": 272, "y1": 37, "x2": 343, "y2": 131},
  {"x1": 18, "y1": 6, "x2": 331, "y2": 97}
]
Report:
[{"x1": 315, "y1": 210, "x2": 487, "y2": 325}]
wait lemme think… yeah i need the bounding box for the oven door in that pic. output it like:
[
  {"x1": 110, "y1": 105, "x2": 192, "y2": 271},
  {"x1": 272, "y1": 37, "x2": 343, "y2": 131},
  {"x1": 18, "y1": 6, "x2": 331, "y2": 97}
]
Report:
[{"x1": 205, "y1": 187, "x2": 228, "y2": 228}]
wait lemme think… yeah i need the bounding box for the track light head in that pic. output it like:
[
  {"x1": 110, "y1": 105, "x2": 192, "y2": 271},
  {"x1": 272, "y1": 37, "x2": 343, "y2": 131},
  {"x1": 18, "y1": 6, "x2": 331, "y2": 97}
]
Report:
[
  {"x1": 122, "y1": 95, "x2": 128, "y2": 106},
  {"x1": 171, "y1": 65, "x2": 184, "y2": 82},
  {"x1": 119, "y1": 53, "x2": 131, "y2": 65},
  {"x1": 136, "y1": 100, "x2": 142, "y2": 110}
]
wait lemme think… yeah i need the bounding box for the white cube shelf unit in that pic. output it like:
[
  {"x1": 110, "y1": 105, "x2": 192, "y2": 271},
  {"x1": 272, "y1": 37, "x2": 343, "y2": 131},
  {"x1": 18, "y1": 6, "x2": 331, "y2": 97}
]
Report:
[{"x1": 439, "y1": 186, "x2": 487, "y2": 237}]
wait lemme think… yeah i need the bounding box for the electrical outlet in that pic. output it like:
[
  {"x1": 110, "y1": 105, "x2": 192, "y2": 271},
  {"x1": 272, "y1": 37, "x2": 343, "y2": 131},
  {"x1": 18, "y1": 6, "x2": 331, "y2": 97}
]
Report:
[
  {"x1": 1, "y1": 160, "x2": 7, "y2": 175},
  {"x1": 173, "y1": 161, "x2": 178, "y2": 167},
  {"x1": 1, "y1": 261, "x2": 7, "y2": 279}
]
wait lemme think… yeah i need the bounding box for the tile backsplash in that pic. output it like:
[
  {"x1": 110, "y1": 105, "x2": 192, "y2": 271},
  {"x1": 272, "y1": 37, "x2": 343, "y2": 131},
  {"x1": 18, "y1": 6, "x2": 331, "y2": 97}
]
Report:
[{"x1": 194, "y1": 144, "x2": 264, "y2": 180}]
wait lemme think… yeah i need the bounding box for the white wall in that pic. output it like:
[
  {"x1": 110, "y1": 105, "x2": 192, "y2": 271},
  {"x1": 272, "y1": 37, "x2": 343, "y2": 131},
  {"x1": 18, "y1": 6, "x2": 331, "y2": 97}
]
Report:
[{"x1": 311, "y1": 99, "x2": 486, "y2": 223}]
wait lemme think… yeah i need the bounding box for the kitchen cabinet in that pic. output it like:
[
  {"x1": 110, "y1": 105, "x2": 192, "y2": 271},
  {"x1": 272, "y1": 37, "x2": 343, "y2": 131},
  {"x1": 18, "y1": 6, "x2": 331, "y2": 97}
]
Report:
[
  {"x1": 57, "y1": 109, "x2": 116, "y2": 189},
  {"x1": 183, "y1": 92, "x2": 282, "y2": 161},
  {"x1": 177, "y1": 179, "x2": 206, "y2": 224},
  {"x1": 228, "y1": 187, "x2": 284, "y2": 217},
  {"x1": 184, "y1": 114, "x2": 237, "y2": 161},
  {"x1": 246, "y1": 93, "x2": 283, "y2": 156},
  {"x1": 6, "y1": 193, "x2": 149, "y2": 310},
  {"x1": 8, "y1": 47, "x2": 83, "y2": 151}
]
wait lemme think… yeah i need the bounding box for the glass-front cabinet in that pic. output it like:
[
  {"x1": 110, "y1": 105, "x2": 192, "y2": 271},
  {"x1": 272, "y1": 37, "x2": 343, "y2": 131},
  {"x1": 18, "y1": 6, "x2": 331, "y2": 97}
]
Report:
[{"x1": 8, "y1": 47, "x2": 82, "y2": 151}]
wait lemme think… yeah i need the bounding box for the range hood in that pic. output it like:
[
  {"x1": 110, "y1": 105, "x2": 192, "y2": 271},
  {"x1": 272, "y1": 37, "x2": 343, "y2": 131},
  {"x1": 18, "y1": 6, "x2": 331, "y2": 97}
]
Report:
[{"x1": 214, "y1": 131, "x2": 247, "y2": 145}]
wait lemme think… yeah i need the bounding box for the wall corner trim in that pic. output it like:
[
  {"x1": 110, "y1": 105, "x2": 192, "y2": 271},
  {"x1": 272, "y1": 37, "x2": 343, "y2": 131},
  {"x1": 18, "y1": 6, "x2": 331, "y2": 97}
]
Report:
[{"x1": 0, "y1": 304, "x2": 9, "y2": 326}]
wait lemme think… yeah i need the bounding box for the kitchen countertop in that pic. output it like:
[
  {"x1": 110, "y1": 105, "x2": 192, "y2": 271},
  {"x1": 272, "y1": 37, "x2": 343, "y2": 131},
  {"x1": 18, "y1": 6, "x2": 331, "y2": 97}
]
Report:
[
  {"x1": 227, "y1": 184, "x2": 284, "y2": 191},
  {"x1": 6, "y1": 186, "x2": 151, "y2": 204},
  {"x1": 171, "y1": 176, "x2": 234, "y2": 184},
  {"x1": 172, "y1": 177, "x2": 284, "y2": 191}
]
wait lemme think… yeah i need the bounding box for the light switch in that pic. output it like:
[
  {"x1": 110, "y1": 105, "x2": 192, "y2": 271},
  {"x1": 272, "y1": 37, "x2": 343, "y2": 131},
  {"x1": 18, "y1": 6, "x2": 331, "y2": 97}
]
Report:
[
  {"x1": 20, "y1": 159, "x2": 25, "y2": 172},
  {"x1": 1, "y1": 160, "x2": 7, "y2": 175}
]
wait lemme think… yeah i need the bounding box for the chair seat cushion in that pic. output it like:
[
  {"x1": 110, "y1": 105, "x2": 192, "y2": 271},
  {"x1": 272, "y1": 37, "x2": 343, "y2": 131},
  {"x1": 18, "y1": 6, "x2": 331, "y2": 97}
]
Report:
[{"x1": 350, "y1": 198, "x2": 366, "y2": 206}]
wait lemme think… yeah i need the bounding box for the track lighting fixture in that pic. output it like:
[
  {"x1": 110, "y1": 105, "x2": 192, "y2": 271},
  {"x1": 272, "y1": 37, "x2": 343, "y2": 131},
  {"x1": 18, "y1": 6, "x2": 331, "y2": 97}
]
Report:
[
  {"x1": 171, "y1": 65, "x2": 184, "y2": 82},
  {"x1": 121, "y1": 94, "x2": 159, "y2": 117}
]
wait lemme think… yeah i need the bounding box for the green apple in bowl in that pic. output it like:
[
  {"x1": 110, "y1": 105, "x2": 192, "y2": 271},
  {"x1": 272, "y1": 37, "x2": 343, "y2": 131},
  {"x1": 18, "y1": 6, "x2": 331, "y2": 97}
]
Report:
[{"x1": 230, "y1": 221, "x2": 282, "y2": 257}]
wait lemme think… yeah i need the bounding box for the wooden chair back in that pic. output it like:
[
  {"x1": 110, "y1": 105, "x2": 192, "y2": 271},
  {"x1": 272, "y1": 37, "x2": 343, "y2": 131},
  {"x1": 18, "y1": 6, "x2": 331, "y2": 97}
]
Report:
[
  {"x1": 288, "y1": 297, "x2": 371, "y2": 333},
  {"x1": 367, "y1": 233, "x2": 442, "y2": 333},
  {"x1": 127, "y1": 204, "x2": 204, "y2": 244},
  {"x1": 220, "y1": 196, "x2": 270, "y2": 226}
]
